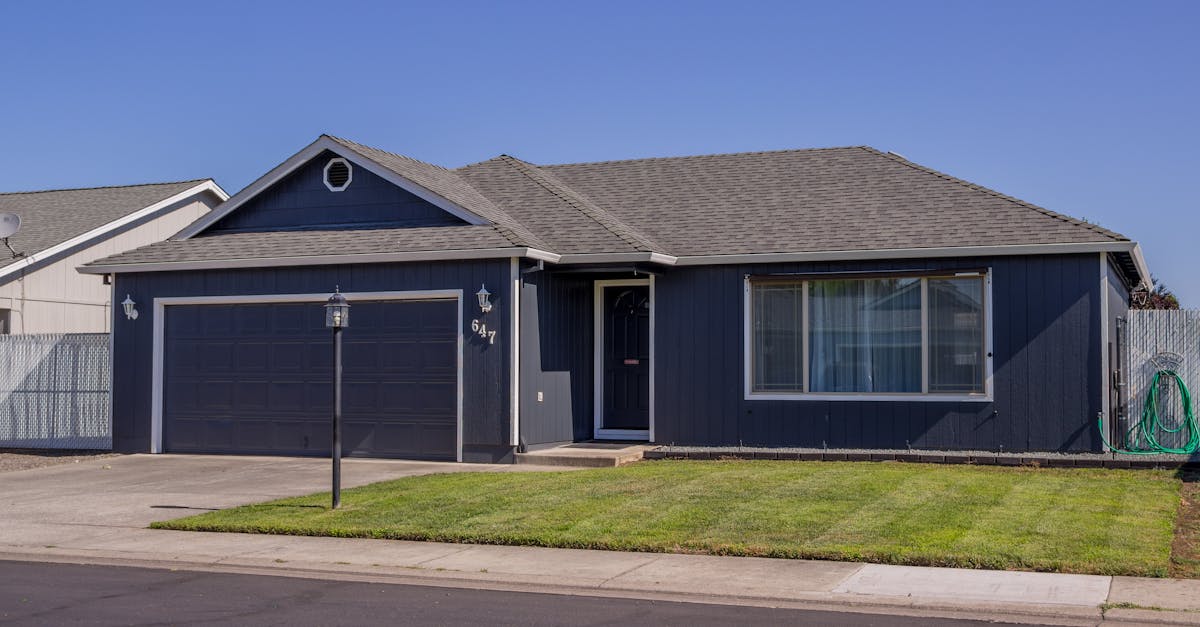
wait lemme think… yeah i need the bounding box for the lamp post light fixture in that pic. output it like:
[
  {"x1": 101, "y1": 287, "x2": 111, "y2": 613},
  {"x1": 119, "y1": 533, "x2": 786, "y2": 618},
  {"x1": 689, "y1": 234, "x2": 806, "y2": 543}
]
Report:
[
  {"x1": 476, "y1": 284, "x2": 492, "y2": 314},
  {"x1": 121, "y1": 295, "x2": 139, "y2": 320},
  {"x1": 324, "y1": 288, "x2": 350, "y2": 509}
]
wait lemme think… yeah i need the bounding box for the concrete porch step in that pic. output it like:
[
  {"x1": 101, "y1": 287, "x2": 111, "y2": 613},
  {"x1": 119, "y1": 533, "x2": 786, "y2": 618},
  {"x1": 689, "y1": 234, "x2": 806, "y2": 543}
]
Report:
[{"x1": 515, "y1": 442, "x2": 648, "y2": 468}]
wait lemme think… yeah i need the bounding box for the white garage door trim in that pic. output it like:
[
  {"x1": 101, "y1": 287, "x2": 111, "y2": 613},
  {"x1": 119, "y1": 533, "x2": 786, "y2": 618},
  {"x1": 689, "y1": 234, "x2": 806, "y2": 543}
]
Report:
[{"x1": 151, "y1": 290, "x2": 464, "y2": 461}]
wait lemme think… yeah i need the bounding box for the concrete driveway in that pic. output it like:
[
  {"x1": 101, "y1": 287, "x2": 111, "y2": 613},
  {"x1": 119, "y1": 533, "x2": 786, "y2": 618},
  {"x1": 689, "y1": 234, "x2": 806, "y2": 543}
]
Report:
[{"x1": 0, "y1": 454, "x2": 549, "y2": 544}]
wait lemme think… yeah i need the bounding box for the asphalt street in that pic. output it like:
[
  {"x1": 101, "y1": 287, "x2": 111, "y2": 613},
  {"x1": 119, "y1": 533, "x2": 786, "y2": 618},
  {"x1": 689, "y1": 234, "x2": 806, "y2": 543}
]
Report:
[{"x1": 0, "y1": 561, "x2": 1022, "y2": 626}]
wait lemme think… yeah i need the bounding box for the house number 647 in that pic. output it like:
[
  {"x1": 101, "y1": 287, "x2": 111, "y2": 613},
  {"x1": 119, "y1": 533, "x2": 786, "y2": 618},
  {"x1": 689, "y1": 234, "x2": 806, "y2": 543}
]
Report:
[{"x1": 471, "y1": 319, "x2": 496, "y2": 345}]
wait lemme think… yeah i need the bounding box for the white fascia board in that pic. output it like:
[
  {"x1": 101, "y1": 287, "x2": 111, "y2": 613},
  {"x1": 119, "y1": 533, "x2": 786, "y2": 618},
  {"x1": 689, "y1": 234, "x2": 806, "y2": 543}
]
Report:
[
  {"x1": 175, "y1": 137, "x2": 488, "y2": 240},
  {"x1": 556, "y1": 252, "x2": 679, "y2": 265},
  {"x1": 79, "y1": 247, "x2": 563, "y2": 275},
  {"x1": 1128, "y1": 243, "x2": 1152, "y2": 289},
  {"x1": 0, "y1": 180, "x2": 227, "y2": 284},
  {"x1": 673, "y1": 242, "x2": 1142, "y2": 266}
]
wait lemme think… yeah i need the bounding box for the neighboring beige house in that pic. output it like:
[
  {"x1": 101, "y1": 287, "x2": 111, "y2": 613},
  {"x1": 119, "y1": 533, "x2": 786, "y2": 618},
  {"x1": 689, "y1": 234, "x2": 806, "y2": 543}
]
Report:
[{"x1": 0, "y1": 180, "x2": 227, "y2": 334}]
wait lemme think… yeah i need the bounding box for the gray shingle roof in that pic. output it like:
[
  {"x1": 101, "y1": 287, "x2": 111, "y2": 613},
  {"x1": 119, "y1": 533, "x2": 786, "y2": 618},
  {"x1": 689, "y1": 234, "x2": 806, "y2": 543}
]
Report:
[
  {"x1": 85, "y1": 140, "x2": 1134, "y2": 271},
  {"x1": 325, "y1": 136, "x2": 551, "y2": 250},
  {"x1": 540, "y1": 146, "x2": 1126, "y2": 256},
  {"x1": 0, "y1": 180, "x2": 208, "y2": 272},
  {"x1": 456, "y1": 156, "x2": 664, "y2": 254},
  {"x1": 93, "y1": 225, "x2": 516, "y2": 265}
]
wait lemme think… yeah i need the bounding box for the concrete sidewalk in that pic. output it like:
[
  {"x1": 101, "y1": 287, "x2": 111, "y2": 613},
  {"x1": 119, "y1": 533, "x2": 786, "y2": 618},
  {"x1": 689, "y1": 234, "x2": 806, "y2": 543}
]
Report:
[{"x1": 2, "y1": 454, "x2": 1198, "y2": 625}]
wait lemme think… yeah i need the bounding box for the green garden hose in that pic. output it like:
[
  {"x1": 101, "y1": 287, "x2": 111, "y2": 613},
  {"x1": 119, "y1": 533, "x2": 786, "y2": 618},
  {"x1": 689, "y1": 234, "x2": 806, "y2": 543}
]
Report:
[{"x1": 1100, "y1": 370, "x2": 1200, "y2": 455}]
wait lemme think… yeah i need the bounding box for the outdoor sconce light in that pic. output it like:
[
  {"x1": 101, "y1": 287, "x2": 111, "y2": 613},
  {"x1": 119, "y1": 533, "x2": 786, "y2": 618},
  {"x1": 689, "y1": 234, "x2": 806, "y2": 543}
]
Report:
[
  {"x1": 121, "y1": 295, "x2": 139, "y2": 321},
  {"x1": 324, "y1": 288, "x2": 350, "y2": 329},
  {"x1": 476, "y1": 284, "x2": 492, "y2": 314}
]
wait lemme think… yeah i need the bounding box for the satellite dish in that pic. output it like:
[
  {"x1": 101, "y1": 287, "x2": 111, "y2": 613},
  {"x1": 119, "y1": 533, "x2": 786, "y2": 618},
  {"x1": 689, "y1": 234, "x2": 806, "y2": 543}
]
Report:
[{"x1": 0, "y1": 213, "x2": 19, "y2": 239}]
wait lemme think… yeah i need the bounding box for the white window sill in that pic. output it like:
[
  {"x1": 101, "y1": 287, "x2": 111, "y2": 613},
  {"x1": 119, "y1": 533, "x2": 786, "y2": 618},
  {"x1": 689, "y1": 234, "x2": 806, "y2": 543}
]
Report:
[{"x1": 745, "y1": 392, "x2": 992, "y2": 402}]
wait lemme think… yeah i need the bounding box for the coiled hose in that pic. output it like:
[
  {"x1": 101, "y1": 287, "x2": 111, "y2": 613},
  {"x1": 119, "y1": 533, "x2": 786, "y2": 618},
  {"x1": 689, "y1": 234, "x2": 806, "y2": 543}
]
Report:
[{"x1": 1100, "y1": 369, "x2": 1200, "y2": 454}]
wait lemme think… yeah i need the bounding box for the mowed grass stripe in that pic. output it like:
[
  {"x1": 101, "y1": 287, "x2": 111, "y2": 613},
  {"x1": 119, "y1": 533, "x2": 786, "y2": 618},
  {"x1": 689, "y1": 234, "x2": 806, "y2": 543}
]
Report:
[{"x1": 152, "y1": 460, "x2": 1183, "y2": 576}]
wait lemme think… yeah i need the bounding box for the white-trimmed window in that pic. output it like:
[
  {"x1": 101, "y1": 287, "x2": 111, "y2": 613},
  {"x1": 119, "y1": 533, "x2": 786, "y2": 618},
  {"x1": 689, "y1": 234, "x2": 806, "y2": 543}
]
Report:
[{"x1": 747, "y1": 271, "x2": 990, "y2": 400}]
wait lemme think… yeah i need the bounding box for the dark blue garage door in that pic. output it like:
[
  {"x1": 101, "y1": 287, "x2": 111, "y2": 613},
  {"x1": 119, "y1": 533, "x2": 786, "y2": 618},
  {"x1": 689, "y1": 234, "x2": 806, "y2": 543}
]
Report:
[{"x1": 163, "y1": 299, "x2": 458, "y2": 460}]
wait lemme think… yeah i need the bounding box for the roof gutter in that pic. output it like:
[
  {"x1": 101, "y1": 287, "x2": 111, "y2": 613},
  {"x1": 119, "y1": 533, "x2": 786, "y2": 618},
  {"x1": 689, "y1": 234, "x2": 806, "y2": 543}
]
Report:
[
  {"x1": 555, "y1": 252, "x2": 678, "y2": 265},
  {"x1": 79, "y1": 246, "x2": 562, "y2": 275},
  {"x1": 673, "y1": 241, "x2": 1150, "y2": 279},
  {"x1": 78, "y1": 240, "x2": 1151, "y2": 285},
  {"x1": 2, "y1": 180, "x2": 228, "y2": 284}
]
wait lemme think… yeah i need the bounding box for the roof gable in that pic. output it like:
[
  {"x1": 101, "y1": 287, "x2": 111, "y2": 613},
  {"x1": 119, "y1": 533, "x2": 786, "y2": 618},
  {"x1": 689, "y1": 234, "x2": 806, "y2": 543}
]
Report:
[
  {"x1": 177, "y1": 136, "x2": 550, "y2": 250},
  {"x1": 205, "y1": 150, "x2": 469, "y2": 234}
]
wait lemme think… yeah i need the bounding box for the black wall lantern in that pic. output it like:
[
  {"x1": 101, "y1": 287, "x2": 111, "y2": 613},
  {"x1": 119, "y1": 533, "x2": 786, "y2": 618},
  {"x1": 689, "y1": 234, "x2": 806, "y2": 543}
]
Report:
[{"x1": 324, "y1": 288, "x2": 350, "y2": 509}]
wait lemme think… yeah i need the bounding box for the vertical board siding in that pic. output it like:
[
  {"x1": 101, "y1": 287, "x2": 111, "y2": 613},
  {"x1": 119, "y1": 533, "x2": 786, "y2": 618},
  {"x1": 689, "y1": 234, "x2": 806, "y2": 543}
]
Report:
[
  {"x1": 519, "y1": 271, "x2": 594, "y2": 445},
  {"x1": 111, "y1": 259, "x2": 513, "y2": 462},
  {"x1": 207, "y1": 151, "x2": 467, "y2": 234},
  {"x1": 654, "y1": 254, "x2": 1106, "y2": 452}
]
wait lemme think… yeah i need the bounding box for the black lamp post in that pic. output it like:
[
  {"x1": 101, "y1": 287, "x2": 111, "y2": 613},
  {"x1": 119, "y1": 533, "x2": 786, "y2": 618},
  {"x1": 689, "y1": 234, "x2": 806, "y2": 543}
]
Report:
[{"x1": 324, "y1": 288, "x2": 350, "y2": 509}]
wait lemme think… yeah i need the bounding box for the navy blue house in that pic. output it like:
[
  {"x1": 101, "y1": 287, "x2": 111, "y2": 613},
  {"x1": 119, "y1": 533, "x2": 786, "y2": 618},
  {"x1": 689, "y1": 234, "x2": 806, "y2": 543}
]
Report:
[{"x1": 82, "y1": 136, "x2": 1149, "y2": 462}]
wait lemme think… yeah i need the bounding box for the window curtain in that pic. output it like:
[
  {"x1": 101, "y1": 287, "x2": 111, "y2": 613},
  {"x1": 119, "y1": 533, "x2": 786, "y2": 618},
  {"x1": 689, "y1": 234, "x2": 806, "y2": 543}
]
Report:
[{"x1": 809, "y1": 278, "x2": 921, "y2": 393}]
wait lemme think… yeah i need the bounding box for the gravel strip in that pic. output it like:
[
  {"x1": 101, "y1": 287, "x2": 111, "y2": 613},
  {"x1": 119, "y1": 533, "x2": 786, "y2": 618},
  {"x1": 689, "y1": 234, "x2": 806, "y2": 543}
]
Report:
[
  {"x1": 649, "y1": 445, "x2": 1199, "y2": 464},
  {"x1": 0, "y1": 449, "x2": 119, "y2": 473}
]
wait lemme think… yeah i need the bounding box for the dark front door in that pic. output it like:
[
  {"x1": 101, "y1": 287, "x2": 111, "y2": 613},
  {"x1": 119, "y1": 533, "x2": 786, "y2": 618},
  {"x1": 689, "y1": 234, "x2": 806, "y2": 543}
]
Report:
[
  {"x1": 162, "y1": 299, "x2": 458, "y2": 460},
  {"x1": 602, "y1": 285, "x2": 650, "y2": 432}
]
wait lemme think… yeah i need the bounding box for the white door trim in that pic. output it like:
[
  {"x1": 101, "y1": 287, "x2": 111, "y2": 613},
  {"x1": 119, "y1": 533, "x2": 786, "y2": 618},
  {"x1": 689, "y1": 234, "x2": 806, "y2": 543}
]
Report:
[
  {"x1": 150, "y1": 289, "x2": 465, "y2": 461},
  {"x1": 593, "y1": 278, "x2": 654, "y2": 441}
]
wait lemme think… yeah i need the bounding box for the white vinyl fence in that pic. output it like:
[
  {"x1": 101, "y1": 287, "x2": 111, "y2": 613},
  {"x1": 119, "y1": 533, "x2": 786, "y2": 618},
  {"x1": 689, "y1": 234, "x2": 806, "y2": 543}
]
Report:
[
  {"x1": 1119, "y1": 309, "x2": 1200, "y2": 451},
  {"x1": 0, "y1": 334, "x2": 110, "y2": 449}
]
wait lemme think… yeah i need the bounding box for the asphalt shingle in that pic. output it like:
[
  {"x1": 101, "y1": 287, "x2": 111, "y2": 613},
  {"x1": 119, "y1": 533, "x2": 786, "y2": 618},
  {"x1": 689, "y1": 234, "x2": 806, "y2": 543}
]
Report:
[
  {"x1": 541, "y1": 146, "x2": 1126, "y2": 257},
  {"x1": 0, "y1": 180, "x2": 208, "y2": 272},
  {"x1": 84, "y1": 141, "x2": 1133, "y2": 269},
  {"x1": 94, "y1": 225, "x2": 515, "y2": 265}
]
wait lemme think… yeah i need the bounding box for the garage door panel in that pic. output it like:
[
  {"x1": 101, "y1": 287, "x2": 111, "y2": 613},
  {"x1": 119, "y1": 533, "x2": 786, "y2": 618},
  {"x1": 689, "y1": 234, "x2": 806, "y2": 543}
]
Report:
[
  {"x1": 420, "y1": 342, "x2": 457, "y2": 371},
  {"x1": 202, "y1": 307, "x2": 235, "y2": 334},
  {"x1": 234, "y1": 381, "x2": 269, "y2": 409},
  {"x1": 235, "y1": 306, "x2": 270, "y2": 333},
  {"x1": 164, "y1": 299, "x2": 458, "y2": 459},
  {"x1": 344, "y1": 381, "x2": 379, "y2": 409},
  {"x1": 344, "y1": 342, "x2": 381, "y2": 371},
  {"x1": 198, "y1": 381, "x2": 234, "y2": 410},
  {"x1": 270, "y1": 305, "x2": 309, "y2": 333},
  {"x1": 343, "y1": 422, "x2": 374, "y2": 451},
  {"x1": 267, "y1": 381, "x2": 309, "y2": 410},
  {"x1": 199, "y1": 342, "x2": 234, "y2": 372},
  {"x1": 271, "y1": 343, "x2": 306, "y2": 371},
  {"x1": 235, "y1": 342, "x2": 270, "y2": 371}
]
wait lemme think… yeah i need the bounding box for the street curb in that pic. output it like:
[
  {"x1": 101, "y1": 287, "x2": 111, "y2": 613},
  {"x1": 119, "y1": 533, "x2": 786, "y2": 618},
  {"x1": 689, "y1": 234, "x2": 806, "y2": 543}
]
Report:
[{"x1": 0, "y1": 547, "x2": 1138, "y2": 626}]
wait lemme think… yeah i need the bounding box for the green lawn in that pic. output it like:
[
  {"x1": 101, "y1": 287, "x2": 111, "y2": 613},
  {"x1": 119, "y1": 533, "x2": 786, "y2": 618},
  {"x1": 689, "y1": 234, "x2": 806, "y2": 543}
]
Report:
[{"x1": 152, "y1": 460, "x2": 1183, "y2": 577}]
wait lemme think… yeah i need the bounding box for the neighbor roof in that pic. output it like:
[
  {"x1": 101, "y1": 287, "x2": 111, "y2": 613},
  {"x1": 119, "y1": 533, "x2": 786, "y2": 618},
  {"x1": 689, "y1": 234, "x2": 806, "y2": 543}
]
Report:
[
  {"x1": 83, "y1": 137, "x2": 1147, "y2": 284},
  {"x1": 1, "y1": 180, "x2": 223, "y2": 274}
]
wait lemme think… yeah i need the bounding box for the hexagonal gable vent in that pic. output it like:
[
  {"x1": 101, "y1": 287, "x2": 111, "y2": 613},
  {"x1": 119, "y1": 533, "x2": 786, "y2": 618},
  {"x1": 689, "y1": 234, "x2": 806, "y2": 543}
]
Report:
[{"x1": 323, "y1": 158, "x2": 353, "y2": 191}]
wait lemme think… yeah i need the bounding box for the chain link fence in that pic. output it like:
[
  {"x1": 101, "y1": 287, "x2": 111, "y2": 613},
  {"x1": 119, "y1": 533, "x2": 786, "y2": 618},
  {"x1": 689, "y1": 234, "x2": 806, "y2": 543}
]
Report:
[
  {"x1": 0, "y1": 334, "x2": 110, "y2": 450},
  {"x1": 1120, "y1": 309, "x2": 1200, "y2": 451}
]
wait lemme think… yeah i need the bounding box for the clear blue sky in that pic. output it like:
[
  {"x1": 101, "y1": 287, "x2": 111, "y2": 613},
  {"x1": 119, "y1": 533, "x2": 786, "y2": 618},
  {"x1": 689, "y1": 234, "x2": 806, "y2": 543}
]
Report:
[{"x1": 1, "y1": 1, "x2": 1196, "y2": 302}]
